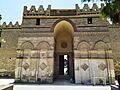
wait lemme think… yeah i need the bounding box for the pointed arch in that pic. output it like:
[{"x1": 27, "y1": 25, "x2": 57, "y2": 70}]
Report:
[
  {"x1": 36, "y1": 41, "x2": 50, "y2": 50},
  {"x1": 51, "y1": 19, "x2": 77, "y2": 32},
  {"x1": 77, "y1": 41, "x2": 90, "y2": 50},
  {"x1": 20, "y1": 41, "x2": 34, "y2": 49},
  {"x1": 94, "y1": 41, "x2": 108, "y2": 50},
  {"x1": 54, "y1": 20, "x2": 74, "y2": 38}
]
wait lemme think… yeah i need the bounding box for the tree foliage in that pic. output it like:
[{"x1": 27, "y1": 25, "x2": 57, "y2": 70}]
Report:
[
  {"x1": 0, "y1": 15, "x2": 2, "y2": 32},
  {"x1": 0, "y1": 15, "x2": 1, "y2": 20},
  {"x1": 82, "y1": 0, "x2": 120, "y2": 24}
]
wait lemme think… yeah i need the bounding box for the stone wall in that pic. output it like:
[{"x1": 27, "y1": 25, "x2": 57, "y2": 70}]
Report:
[
  {"x1": 0, "y1": 8, "x2": 118, "y2": 85},
  {"x1": 109, "y1": 25, "x2": 120, "y2": 78},
  {"x1": 0, "y1": 28, "x2": 20, "y2": 78},
  {"x1": 15, "y1": 36, "x2": 54, "y2": 83},
  {"x1": 74, "y1": 31, "x2": 115, "y2": 84}
]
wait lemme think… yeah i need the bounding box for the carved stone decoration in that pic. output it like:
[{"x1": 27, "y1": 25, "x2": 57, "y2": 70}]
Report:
[
  {"x1": 81, "y1": 63, "x2": 89, "y2": 71},
  {"x1": 98, "y1": 63, "x2": 106, "y2": 71},
  {"x1": 14, "y1": 21, "x2": 19, "y2": 27},
  {"x1": 23, "y1": 61, "x2": 30, "y2": 70},
  {"x1": 77, "y1": 41, "x2": 90, "y2": 50},
  {"x1": 38, "y1": 5, "x2": 45, "y2": 14},
  {"x1": 29, "y1": 5, "x2": 36, "y2": 14},
  {"x1": 103, "y1": 36, "x2": 110, "y2": 43},
  {"x1": 46, "y1": 5, "x2": 51, "y2": 16},
  {"x1": 39, "y1": 62, "x2": 47, "y2": 70},
  {"x1": 61, "y1": 41, "x2": 67, "y2": 48},
  {"x1": 37, "y1": 41, "x2": 50, "y2": 51},
  {"x1": 2, "y1": 22, "x2": 7, "y2": 28},
  {"x1": 94, "y1": 41, "x2": 107, "y2": 50},
  {"x1": 23, "y1": 6, "x2": 28, "y2": 14},
  {"x1": 75, "y1": 4, "x2": 81, "y2": 15},
  {"x1": 21, "y1": 41, "x2": 34, "y2": 49},
  {"x1": 40, "y1": 52, "x2": 47, "y2": 58},
  {"x1": 92, "y1": 3, "x2": 99, "y2": 12},
  {"x1": 8, "y1": 22, "x2": 13, "y2": 28},
  {"x1": 82, "y1": 4, "x2": 90, "y2": 12}
]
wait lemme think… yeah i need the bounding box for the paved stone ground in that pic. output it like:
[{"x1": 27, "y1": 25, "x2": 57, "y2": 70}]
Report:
[
  {"x1": 14, "y1": 85, "x2": 111, "y2": 90},
  {"x1": 14, "y1": 79, "x2": 111, "y2": 90},
  {"x1": 0, "y1": 79, "x2": 112, "y2": 90},
  {"x1": 52, "y1": 79, "x2": 74, "y2": 85}
]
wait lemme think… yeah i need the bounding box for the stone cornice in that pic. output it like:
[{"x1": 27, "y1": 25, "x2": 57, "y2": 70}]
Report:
[{"x1": 23, "y1": 14, "x2": 100, "y2": 19}]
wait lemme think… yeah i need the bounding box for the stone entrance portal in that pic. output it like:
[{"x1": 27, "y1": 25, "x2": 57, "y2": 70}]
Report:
[
  {"x1": 54, "y1": 20, "x2": 74, "y2": 81},
  {"x1": 13, "y1": 4, "x2": 116, "y2": 85}
]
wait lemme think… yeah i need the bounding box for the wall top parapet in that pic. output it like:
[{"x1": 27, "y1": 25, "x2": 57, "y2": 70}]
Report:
[
  {"x1": 23, "y1": 3, "x2": 104, "y2": 16},
  {"x1": 1, "y1": 21, "x2": 21, "y2": 29}
]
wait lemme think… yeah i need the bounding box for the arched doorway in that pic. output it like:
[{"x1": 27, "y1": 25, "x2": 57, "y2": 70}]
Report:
[{"x1": 54, "y1": 20, "x2": 74, "y2": 81}]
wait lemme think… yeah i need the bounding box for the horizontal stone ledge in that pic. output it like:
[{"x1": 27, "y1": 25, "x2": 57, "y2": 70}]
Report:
[
  {"x1": 16, "y1": 57, "x2": 53, "y2": 59},
  {"x1": 74, "y1": 50, "x2": 112, "y2": 53},
  {"x1": 16, "y1": 49, "x2": 54, "y2": 51},
  {"x1": 74, "y1": 58, "x2": 113, "y2": 60},
  {"x1": 23, "y1": 14, "x2": 100, "y2": 19}
]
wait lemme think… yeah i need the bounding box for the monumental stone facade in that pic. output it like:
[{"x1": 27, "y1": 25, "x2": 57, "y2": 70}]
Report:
[{"x1": 0, "y1": 3, "x2": 119, "y2": 85}]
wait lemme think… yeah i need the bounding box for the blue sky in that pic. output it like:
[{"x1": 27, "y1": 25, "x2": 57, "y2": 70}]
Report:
[{"x1": 0, "y1": 0, "x2": 103, "y2": 24}]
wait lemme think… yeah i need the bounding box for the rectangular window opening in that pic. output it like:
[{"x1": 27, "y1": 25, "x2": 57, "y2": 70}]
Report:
[
  {"x1": 36, "y1": 18, "x2": 40, "y2": 25},
  {"x1": 88, "y1": 18, "x2": 92, "y2": 24}
]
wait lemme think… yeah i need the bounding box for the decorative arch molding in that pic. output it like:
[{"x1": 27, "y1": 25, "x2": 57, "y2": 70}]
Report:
[
  {"x1": 102, "y1": 36, "x2": 110, "y2": 43},
  {"x1": 77, "y1": 41, "x2": 90, "y2": 50},
  {"x1": 94, "y1": 41, "x2": 108, "y2": 50},
  {"x1": 36, "y1": 41, "x2": 50, "y2": 50},
  {"x1": 20, "y1": 41, "x2": 34, "y2": 49},
  {"x1": 51, "y1": 18, "x2": 77, "y2": 32}
]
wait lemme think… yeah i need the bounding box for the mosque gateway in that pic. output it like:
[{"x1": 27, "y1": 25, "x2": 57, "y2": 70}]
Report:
[{"x1": 1, "y1": 3, "x2": 120, "y2": 85}]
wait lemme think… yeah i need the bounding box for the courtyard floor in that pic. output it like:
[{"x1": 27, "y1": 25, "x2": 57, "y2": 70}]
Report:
[{"x1": 0, "y1": 79, "x2": 117, "y2": 90}]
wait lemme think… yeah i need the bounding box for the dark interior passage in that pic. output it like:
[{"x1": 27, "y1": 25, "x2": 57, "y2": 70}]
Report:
[{"x1": 59, "y1": 55, "x2": 69, "y2": 75}]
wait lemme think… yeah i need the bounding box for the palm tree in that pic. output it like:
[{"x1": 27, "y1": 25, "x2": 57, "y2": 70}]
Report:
[{"x1": 82, "y1": 0, "x2": 120, "y2": 24}]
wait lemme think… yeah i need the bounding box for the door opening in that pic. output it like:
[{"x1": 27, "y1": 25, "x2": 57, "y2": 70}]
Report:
[
  {"x1": 59, "y1": 55, "x2": 69, "y2": 75},
  {"x1": 54, "y1": 20, "x2": 74, "y2": 80}
]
